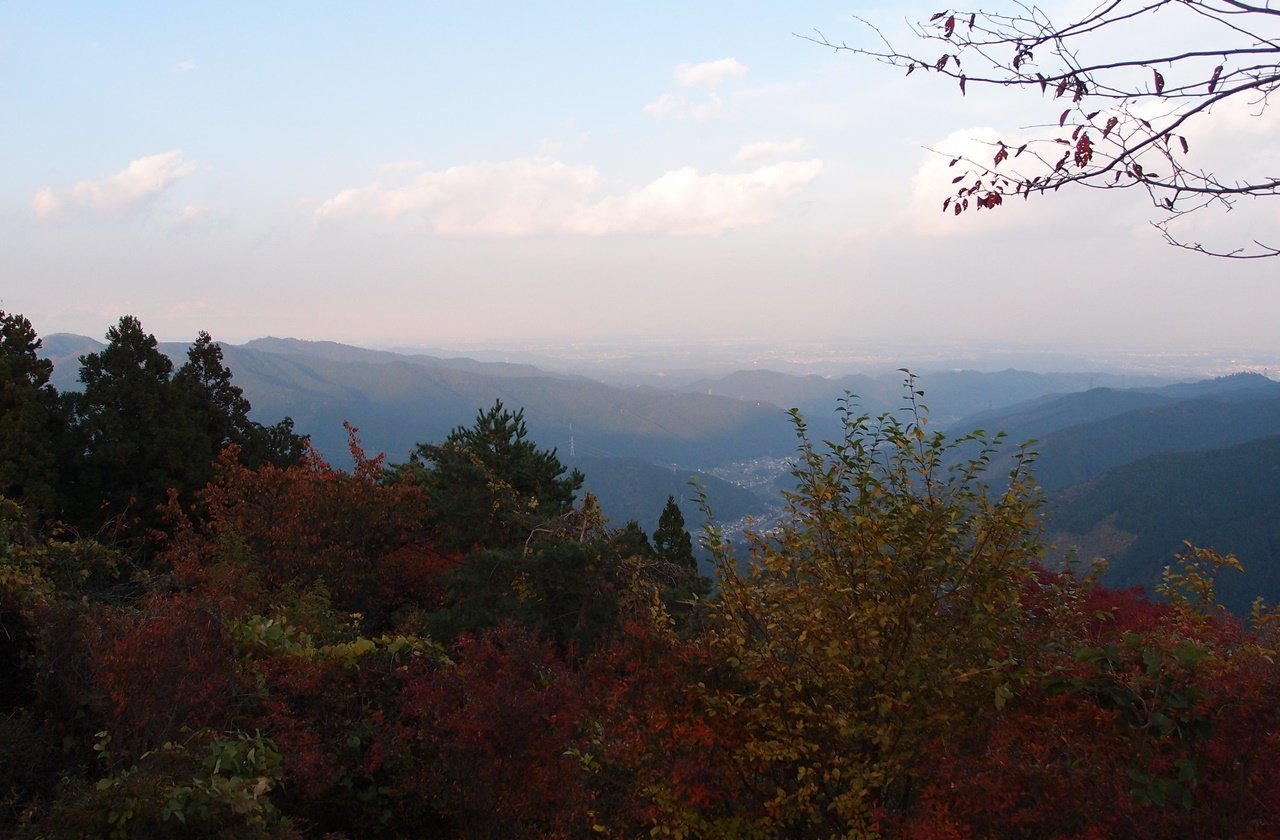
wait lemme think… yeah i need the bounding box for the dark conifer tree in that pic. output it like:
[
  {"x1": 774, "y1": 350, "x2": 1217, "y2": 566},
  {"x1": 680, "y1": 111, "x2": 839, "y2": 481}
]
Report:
[
  {"x1": 653, "y1": 495, "x2": 695, "y2": 572},
  {"x1": 0, "y1": 312, "x2": 61, "y2": 517},
  {"x1": 613, "y1": 520, "x2": 656, "y2": 559},
  {"x1": 403, "y1": 400, "x2": 584, "y2": 552},
  {"x1": 170, "y1": 331, "x2": 306, "y2": 478},
  {"x1": 68, "y1": 315, "x2": 181, "y2": 535}
]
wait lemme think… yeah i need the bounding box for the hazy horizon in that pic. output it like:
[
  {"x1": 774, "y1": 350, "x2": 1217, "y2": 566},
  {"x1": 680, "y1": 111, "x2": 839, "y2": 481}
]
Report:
[
  {"x1": 37, "y1": 324, "x2": 1280, "y2": 382},
  {"x1": 5, "y1": 2, "x2": 1278, "y2": 355}
]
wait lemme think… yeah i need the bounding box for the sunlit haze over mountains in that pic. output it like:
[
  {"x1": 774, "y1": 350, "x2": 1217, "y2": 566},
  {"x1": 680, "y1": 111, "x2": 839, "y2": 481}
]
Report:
[{"x1": 4, "y1": 2, "x2": 1278, "y2": 362}]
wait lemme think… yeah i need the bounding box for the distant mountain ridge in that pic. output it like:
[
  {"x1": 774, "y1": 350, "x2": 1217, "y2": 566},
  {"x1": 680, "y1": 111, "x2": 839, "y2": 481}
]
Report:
[
  {"x1": 685, "y1": 367, "x2": 1174, "y2": 428},
  {"x1": 242, "y1": 336, "x2": 563, "y2": 380},
  {"x1": 41, "y1": 332, "x2": 797, "y2": 468},
  {"x1": 1045, "y1": 434, "x2": 1280, "y2": 613},
  {"x1": 944, "y1": 373, "x2": 1280, "y2": 492},
  {"x1": 45, "y1": 333, "x2": 1198, "y2": 470}
]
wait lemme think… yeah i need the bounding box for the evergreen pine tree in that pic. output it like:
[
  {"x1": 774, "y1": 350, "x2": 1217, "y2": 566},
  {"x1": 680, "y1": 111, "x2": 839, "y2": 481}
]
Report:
[
  {"x1": 69, "y1": 315, "x2": 181, "y2": 534},
  {"x1": 653, "y1": 495, "x2": 695, "y2": 572},
  {"x1": 0, "y1": 312, "x2": 61, "y2": 517},
  {"x1": 403, "y1": 400, "x2": 584, "y2": 552}
]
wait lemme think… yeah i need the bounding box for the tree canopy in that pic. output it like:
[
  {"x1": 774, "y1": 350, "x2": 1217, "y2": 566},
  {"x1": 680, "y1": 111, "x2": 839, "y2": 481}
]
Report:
[
  {"x1": 400, "y1": 400, "x2": 584, "y2": 553},
  {"x1": 813, "y1": 1, "x2": 1280, "y2": 258}
]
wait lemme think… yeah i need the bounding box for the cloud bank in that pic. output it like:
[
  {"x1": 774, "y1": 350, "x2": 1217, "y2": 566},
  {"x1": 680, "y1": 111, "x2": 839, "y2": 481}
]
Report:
[
  {"x1": 315, "y1": 156, "x2": 823, "y2": 237},
  {"x1": 32, "y1": 151, "x2": 198, "y2": 220}
]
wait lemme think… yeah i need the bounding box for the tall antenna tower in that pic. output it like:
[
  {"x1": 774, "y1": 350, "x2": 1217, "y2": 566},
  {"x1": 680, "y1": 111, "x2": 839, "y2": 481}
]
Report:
[{"x1": 569, "y1": 423, "x2": 575, "y2": 458}]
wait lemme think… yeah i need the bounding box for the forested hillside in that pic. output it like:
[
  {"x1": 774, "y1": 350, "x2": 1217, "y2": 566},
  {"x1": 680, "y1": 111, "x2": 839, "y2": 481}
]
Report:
[
  {"x1": 1047, "y1": 434, "x2": 1280, "y2": 612},
  {"x1": 8, "y1": 312, "x2": 1280, "y2": 837}
]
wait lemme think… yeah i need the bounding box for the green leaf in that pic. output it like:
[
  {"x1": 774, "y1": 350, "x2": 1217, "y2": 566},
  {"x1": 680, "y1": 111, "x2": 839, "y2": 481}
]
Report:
[{"x1": 1173, "y1": 641, "x2": 1208, "y2": 665}]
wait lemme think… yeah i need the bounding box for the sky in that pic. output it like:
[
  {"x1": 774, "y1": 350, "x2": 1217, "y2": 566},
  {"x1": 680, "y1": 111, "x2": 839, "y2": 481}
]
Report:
[{"x1": 3, "y1": 1, "x2": 1278, "y2": 359}]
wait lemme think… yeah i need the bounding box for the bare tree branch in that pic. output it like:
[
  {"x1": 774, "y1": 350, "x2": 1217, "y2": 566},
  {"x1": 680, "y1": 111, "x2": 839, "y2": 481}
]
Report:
[{"x1": 805, "y1": 1, "x2": 1280, "y2": 257}]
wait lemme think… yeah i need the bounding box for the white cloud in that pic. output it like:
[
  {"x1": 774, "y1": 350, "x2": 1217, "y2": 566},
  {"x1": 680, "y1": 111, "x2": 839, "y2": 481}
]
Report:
[
  {"x1": 315, "y1": 156, "x2": 823, "y2": 237},
  {"x1": 646, "y1": 57, "x2": 747, "y2": 122},
  {"x1": 176, "y1": 58, "x2": 197, "y2": 72},
  {"x1": 674, "y1": 58, "x2": 746, "y2": 88},
  {"x1": 735, "y1": 139, "x2": 810, "y2": 164},
  {"x1": 32, "y1": 151, "x2": 198, "y2": 220},
  {"x1": 643, "y1": 90, "x2": 726, "y2": 122}
]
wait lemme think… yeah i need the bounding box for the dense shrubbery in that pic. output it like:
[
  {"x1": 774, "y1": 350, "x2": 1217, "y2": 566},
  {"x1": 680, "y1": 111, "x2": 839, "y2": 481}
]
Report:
[{"x1": 5, "y1": 313, "x2": 1280, "y2": 837}]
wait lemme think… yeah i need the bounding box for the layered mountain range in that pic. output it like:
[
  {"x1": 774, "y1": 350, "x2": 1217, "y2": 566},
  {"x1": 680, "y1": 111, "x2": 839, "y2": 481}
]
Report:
[{"x1": 42, "y1": 333, "x2": 1280, "y2": 607}]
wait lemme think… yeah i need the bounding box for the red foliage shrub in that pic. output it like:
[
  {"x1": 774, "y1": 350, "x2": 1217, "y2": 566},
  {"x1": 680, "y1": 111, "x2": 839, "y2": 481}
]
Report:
[
  {"x1": 165, "y1": 427, "x2": 459, "y2": 629},
  {"x1": 86, "y1": 592, "x2": 242, "y2": 758},
  {"x1": 388, "y1": 623, "x2": 593, "y2": 837}
]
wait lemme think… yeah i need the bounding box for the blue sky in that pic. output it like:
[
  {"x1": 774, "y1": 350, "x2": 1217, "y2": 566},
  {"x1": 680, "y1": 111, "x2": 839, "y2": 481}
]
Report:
[{"x1": 3, "y1": 1, "x2": 1278, "y2": 358}]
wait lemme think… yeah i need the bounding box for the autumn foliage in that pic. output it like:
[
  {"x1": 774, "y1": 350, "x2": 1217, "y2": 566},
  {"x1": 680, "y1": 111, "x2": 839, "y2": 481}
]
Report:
[{"x1": 8, "y1": 323, "x2": 1280, "y2": 837}]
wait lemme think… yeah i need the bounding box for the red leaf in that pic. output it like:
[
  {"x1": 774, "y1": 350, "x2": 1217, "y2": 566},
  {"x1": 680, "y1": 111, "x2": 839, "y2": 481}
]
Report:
[
  {"x1": 1015, "y1": 144, "x2": 1027, "y2": 157},
  {"x1": 1153, "y1": 68, "x2": 1165, "y2": 95},
  {"x1": 951, "y1": 174, "x2": 966, "y2": 183},
  {"x1": 949, "y1": 157, "x2": 961, "y2": 167},
  {"x1": 1073, "y1": 133, "x2": 1093, "y2": 168},
  {"x1": 930, "y1": 11, "x2": 946, "y2": 21},
  {"x1": 953, "y1": 202, "x2": 962, "y2": 216},
  {"x1": 994, "y1": 147, "x2": 1008, "y2": 167},
  {"x1": 936, "y1": 54, "x2": 950, "y2": 71},
  {"x1": 1179, "y1": 135, "x2": 1189, "y2": 154},
  {"x1": 945, "y1": 15, "x2": 955, "y2": 37},
  {"x1": 1059, "y1": 109, "x2": 1070, "y2": 127},
  {"x1": 968, "y1": 13, "x2": 975, "y2": 29},
  {"x1": 959, "y1": 75, "x2": 967, "y2": 95},
  {"x1": 906, "y1": 62, "x2": 916, "y2": 76},
  {"x1": 1208, "y1": 64, "x2": 1223, "y2": 93},
  {"x1": 942, "y1": 196, "x2": 952, "y2": 211},
  {"x1": 1055, "y1": 78, "x2": 1068, "y2": 98},
  {"x1": 1037, "y1": 73, "x2": 1047, "y2": 93},
  {"x1": 1102, "y1": 116, "x2": 1119, "y2": 138}
]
